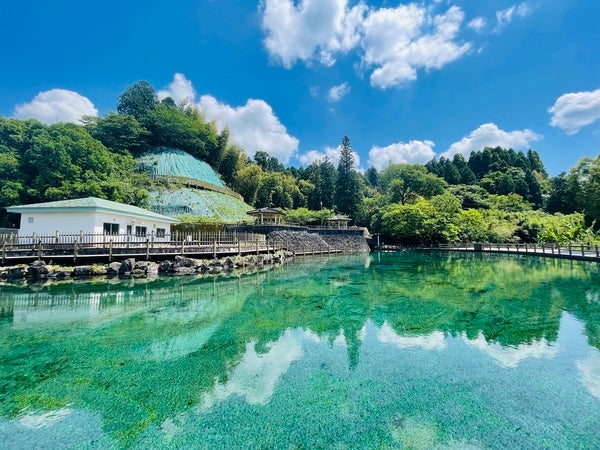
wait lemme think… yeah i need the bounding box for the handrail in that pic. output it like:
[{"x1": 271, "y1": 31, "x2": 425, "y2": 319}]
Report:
[{"x1": 377, "y1": 242, "x2": 600, "y2": 260}]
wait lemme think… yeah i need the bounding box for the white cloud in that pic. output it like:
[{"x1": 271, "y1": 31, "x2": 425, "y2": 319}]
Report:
[
  {"x1": 549, "y1": 88, "x2": 600, "y2": 134},
  {"x1": 154, "y1": 73, "x2": 299, "y2": 164},
  {"x1": 328, "y1": 82, "x2": 350, "y2": 102},
  {"x1": 368, "y1": 140, "x2": 436, "y2": 170},
  {"x1": 157, "y1": 73, "x2": 196, "y2": 105},
  {"x1": 467, "y1": 17, "x2": 487, "y2": 33},
  {"x1": 13, "y1": 89, "x2": 98, "y2": 124},
  {"x1": 361, "y1": 5, "x2": 471, "y2": 88},
  {"x1": 198, "y1": 95, "x2": 299, "y2": 164},
  {"x1": 441, "y1": 123, "x2": 541, "y2": 159},
  {"x1": 260, "y1": 0, "x2": 367, "y2": 68},
  {"x1": 494, "y1": 2, "x2": 530, "y2": 32},
  {"x1": 298, "y1": 144, "x2": 360, "y2": 168}
]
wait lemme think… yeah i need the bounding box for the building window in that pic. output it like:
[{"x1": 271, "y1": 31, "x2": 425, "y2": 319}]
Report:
[
  {"x1": 103, "y1": 223, "x2": 119, "y2": 235},
  {"x1": 156, "y1": 228, "x2": 166, "y2": 238},
  {"x1": 135, "y1": 226, "x2": 147, "y2": 237}
]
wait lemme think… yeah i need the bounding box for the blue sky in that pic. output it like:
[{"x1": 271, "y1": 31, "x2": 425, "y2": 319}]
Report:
[{"x1": 1, "y1": 0, "x2": 599, "y2": 176}]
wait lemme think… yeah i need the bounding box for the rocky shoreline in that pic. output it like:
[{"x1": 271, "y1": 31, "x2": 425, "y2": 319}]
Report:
[{"x1": 0, "y1": 250, "x2": 294, "y2": 282}]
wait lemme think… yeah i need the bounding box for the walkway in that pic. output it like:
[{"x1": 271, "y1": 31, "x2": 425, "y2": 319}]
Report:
[{"x1": 377, "y1": 243, "x2": 600, "y2": 263}]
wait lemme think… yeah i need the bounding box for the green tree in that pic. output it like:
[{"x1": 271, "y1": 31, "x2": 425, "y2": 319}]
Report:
[
  {"x1": 380, "y1": 164, "x2": 446, "y2": 204},
  {"x1": 220, "y1": 145, "x2": 246, "y2": 187},
  {"x1": 117, "y1": 81, "x2": 159, "y2": 119},
  {"x1": 545, "y1": 173, "x2": 575, "y2": 214},
  {"x1": 233, "y1": 164, "x2": 263, "y2": 206},
  {"x1": 566, "y1": 156, "x2": 600, "y2": 221},
  {"x1": 254, "y1": 151, "x2": 285, "y2": 173},
  {"x1": 334, "y1": 136, "x2": 362, "y2": 217},
  {"x1": 305, "y1": 158, "x2": 336, "y2": 210},
  {"x1": 82, "y1": 112, "x2": 150, "y2": 155},
  {"x1": 117, "y1": 81, "x2": 158, "y2": 120}
]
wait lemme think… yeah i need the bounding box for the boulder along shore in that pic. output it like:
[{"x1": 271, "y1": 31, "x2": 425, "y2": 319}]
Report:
[{"x1": 0, "y1": 250, "x2": 294, "y2": 282}]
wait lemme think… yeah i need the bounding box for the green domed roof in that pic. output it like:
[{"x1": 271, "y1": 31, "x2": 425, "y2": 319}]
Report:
[
  {"x1": 149, "y1": 188, "x2": 252, "y2": 223},
  {"x1": 136, "y1": 147, "x2": 225, "y2": 188}
]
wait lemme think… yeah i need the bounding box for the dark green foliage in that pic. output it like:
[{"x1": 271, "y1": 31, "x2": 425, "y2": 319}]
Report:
[
  {"x1": 0, "y1": 118, "x2": 150, "y2": 214},
  {"x1": 365, "y1": 167, "x2": 379, "y2": 187},
  {"x1": 117, "y1": 81, "x2": 158, "y2": 120},
  {"x1": 82, "y1": 112, "x2": 150, "y2": 155},
  {"x1": 545, "y1": 173, "x2": 575, "y2": 214},
  {"x1": 334, "y1": 137, "x2": 362, "y2": 217},
  {"x1": 305, "y1": 158, "x2": 336, "y2": 210},
  {"x1": 254, "y1": 151, "x2": 285, "y2": 173}
]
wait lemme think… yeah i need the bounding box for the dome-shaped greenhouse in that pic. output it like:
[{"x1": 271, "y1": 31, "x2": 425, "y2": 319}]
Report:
[{"x1": 136, "y1": 147, "x2": 253, "y2": 224}]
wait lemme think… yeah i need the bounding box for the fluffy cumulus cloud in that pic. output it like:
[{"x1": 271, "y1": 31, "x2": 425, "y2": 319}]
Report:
[
  {"x1": 260, "y1": 1, "x2": 472, "y2": 89},
  {"x1": 328, "y1": 82, "x2": 350, "y2": 102},
  {"x1": 260, "y1": 0, "x2": 366, "y2": 68},
  {"x1": 198, "y1": 95, "x2": 299, "y2": 163},
  {"x1": 298, "y1": 144, "x2": 360, "y2": 168},
  {"x1": 158, "y1": 73, "x2": 299, "y2": 163},
  {"x1": 368, "y1": 140, "x2": 436, "y2": 171},
  {"x1": 13, "y1": 89, "x2": 98, "y2": 124},
  {"x1": 549, "y1": 88, "x2": 600, "y2": 135},
  {"x1": 441, "y1": 123, "x2": 541, "y2": 159},
  {"x1": 361, "y1": 5, "x2": 471, "y2": 88},
  {"x1": 157, "y1": 73, "x2": 196, "y2": 105}
]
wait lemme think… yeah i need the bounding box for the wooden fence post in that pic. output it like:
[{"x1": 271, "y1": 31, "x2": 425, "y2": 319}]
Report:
[
  {"x1": 109, "y1": 239, "x2": 113, "y2": 262},
  {"x1": 73, "y1": 240, "x2": 79, "y2": 263},
  {"x1": 213, "y1": 238, "x2": 217, "y2": 258},
  {"x1": 146, "y1": 239, "x2": 150, "y2": 260},
  {"x1": 256, "y1": 239, "x2": 259, "y2": 255},
  {"x1": 581, "y1": 244, "x2": 585, "y2": 257},
  {"x1": 568, "y1": 244, "x2": 572, "y2": 256},
  {"x1": 238, "y1": 239, "x2": 241, "y2": 256},
  {"x1": 2, "y1": 242, "x2": 6, "y2": 265}
]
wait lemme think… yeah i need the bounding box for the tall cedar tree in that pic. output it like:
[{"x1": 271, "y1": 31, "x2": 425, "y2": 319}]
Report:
[{"x1": 334, "y1": 136, "x2": 361, "y2": 217}]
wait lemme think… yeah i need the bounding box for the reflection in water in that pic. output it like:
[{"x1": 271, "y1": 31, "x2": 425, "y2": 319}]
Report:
[
  {"x1": 369, "y1": 322, "x2": 447, "y2": 351},
  {"x1": 201, "y1": 329, "x2": 304, "y2": 409},
  {"x1": 577, "y1": 353, "x2": 600, "y2": 399},
  {"x1": 462, "y1": 331, "x2": 558, "y2": 368},
  {"x1": 0, "y1": 252, "x2": 599, "y2": 448}
]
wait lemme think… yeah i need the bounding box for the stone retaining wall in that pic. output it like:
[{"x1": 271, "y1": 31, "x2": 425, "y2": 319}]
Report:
[{"x1": 267, "y1": 230, "x2": 370, "y2": 254}]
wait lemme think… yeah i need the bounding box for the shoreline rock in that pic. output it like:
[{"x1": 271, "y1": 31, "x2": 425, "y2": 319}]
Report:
[{"x1": 0, "y1": 250, "x2": 295, "y2": 282}]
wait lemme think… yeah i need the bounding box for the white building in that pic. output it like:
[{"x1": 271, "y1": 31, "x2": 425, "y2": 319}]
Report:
[{"x1": 6, "y1": 197, "x2": 180, "y2": 243}]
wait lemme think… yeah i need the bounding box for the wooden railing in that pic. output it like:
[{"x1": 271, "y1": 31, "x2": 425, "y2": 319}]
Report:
[
  {"x1": 0, "y1": 231, "x2": 289, "y2": 265},
  {"x1": 378, "y1": 242, "x2": 600, "y2": 261}
]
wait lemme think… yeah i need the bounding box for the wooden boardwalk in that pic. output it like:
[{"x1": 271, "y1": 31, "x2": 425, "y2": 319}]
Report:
[
  {"x1": 377, "y1": 243, "x2": 600, "y2": 263},
  {"x1": 1, "y1": 238, "x2": 284, "y2": 266}
]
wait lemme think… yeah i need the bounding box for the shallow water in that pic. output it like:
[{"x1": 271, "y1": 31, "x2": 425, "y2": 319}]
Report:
[{"x1": 0, "y1": 252, "x2": 599, "y2": 449}]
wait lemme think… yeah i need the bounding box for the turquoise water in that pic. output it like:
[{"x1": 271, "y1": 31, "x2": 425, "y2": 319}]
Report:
[{"x1": 0, "y1": 252, "x2": 599, "y2": 449}]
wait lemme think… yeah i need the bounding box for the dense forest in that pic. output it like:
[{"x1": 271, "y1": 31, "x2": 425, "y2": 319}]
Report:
[{"x1": 1, "y1": 80, "x2": 599, "y2": 244}]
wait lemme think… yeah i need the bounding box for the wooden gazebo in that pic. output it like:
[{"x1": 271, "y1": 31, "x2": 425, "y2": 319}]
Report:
[
  {"x1": 326, "y1": 215, "x2": 351, "y2": 229},
  {"x1": 246, "y1": 207, "x2": 286, "y2": 225}
]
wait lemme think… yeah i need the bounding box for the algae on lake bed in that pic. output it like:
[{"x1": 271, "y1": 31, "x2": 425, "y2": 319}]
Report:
[{"x1": 0, "y1": 252, "x2": 599, "y2": 448}]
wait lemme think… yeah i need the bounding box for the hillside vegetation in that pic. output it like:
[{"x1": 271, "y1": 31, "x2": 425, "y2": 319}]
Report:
[{"x1": 1, "y1": 80, "x2": 599, "y2": 244}]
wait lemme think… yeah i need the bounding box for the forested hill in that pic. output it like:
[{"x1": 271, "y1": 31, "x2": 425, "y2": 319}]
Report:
[{"x1": 1, "y1": 80, "x2": 599, "y2": 244}]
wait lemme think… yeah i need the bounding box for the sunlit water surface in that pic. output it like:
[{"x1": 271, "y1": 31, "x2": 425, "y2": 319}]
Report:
[{"x1": 0, "y1": 252, "x2": 599, "y2": 449}]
